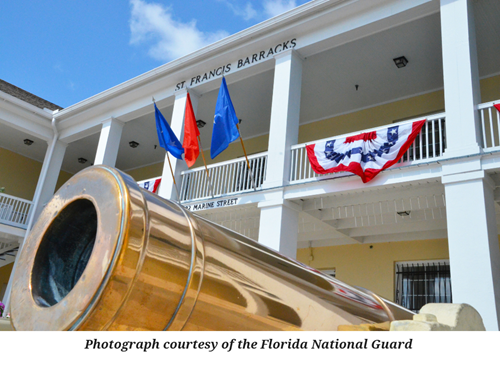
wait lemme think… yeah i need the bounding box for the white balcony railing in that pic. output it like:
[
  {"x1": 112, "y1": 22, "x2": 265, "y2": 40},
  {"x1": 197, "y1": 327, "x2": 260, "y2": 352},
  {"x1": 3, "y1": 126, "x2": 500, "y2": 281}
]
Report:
[
  {"x1": 180, "y1": 152, "x2": 268, "y2": 201},
  {"x1": 0, "y1": 193, "x2": 33, "y2": 229},
  {"x1": 479, "y1": 100, "x2": 500, "y2": 151},
  {"x1": 290, "y1": 113, "x2": 446, "y2": 183}
]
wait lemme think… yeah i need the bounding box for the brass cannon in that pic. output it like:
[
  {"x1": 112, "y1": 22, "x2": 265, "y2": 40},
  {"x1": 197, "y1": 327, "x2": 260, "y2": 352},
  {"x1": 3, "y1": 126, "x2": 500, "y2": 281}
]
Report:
[{"x1": 11, "y1": 166, "x2": 413, "y2": 330}]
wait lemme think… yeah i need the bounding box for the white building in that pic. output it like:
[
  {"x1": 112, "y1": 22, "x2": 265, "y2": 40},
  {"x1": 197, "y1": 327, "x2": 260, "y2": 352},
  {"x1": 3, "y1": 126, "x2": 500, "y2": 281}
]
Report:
[{"x1": 1, "y1": 0, "x2": 500, "y2": 329}]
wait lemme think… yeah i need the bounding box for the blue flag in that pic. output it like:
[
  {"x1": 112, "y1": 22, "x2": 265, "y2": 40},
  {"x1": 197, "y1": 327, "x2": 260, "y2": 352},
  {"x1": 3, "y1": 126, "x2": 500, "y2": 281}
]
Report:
[
  {"x1": 211, "y1": 77, "x2": 240, "y2": 159},
  {"x1": 154, "y1": 103, "x2": 184, "y2": 159}
]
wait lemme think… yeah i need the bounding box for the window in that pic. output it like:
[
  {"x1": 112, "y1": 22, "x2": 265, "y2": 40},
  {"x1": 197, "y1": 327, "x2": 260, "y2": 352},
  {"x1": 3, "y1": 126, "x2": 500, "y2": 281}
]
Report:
[{"x1": 395, "y1": 260, "x2": 452, "y2": 313}]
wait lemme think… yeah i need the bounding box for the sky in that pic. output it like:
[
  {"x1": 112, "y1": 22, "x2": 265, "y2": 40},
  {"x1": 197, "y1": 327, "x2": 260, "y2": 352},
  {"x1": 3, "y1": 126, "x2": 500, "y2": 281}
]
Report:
[{"x1": 1, "y1": 0, "x2": 310, "y2": 109}]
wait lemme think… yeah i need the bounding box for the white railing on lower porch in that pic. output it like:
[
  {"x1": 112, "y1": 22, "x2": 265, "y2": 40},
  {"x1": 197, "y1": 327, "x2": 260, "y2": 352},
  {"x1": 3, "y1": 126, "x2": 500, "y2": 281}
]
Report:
[
  {"x1": 0, "y1": 193, "x2": 33, "y2": 229},
  {"x1": 0, "y1": 241, "x2": 18, "y2": 252},
  {"x1": 180, "y1": 152, "x2": 268, "y2": 201},
  {"x1": 479, "y1": 100, "x2": 500, "y2": 151},
  {"x1": 290, "y1": 113, "x2": 446, "y2": 183}
]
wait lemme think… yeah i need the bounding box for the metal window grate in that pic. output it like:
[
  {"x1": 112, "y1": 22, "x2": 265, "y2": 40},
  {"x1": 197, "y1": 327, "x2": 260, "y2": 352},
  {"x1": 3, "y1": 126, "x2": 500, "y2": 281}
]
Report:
[{"x1": 395, "y1": 261, "x2": 452, "y2": 313}]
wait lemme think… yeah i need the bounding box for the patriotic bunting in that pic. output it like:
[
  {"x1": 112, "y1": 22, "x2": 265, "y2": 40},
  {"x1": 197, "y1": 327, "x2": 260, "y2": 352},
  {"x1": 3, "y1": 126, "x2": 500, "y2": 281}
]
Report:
[
  {"x1": 138, "y1": 178, "x2": 161, "y2": 194},
  {"x1": 306, "y1": 119, "x2": 426, "y2": 183}
]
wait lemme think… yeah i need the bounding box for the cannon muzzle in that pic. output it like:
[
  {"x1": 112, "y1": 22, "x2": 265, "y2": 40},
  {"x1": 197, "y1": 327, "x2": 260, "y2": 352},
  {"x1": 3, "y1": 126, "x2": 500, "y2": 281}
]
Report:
[{"x1": 11, "y1": 166, "x2": 413, "y2": 330}]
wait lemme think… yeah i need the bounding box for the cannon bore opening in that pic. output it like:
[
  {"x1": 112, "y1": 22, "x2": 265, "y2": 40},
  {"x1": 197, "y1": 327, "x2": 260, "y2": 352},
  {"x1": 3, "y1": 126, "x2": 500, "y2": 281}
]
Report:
[{"x1": 31, "y1": 199, "x2": 98, "y2": 307}]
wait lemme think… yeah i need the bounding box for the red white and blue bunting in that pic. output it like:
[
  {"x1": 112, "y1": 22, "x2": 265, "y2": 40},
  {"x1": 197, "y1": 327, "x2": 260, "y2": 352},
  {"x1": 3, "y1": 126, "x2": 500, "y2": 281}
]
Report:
[
  {"x1": 138, "y1": 178, "x2": 161, "y2": 194},
  {"x1": 306, "y1": 119, "x2": 426, "y2": 183}
]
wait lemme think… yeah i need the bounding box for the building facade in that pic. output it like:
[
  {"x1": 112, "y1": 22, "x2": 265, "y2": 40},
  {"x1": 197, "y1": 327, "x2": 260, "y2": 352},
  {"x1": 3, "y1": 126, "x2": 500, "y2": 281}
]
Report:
[{"x1": 1, "y1": 0, "x2": 500, "y2": 329}]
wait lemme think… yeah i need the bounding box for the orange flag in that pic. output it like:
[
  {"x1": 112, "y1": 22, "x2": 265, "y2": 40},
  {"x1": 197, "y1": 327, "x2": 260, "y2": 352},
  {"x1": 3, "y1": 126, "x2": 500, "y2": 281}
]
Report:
[{"x1": 183, "y1": 93, "x2": 200, "y2": 167}]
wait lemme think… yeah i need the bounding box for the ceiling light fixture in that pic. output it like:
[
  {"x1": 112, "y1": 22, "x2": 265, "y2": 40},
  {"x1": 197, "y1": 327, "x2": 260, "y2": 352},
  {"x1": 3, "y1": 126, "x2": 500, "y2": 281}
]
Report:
[
  {"x1": 196, "y1": 120, "x2": 206, "y2": 129},
  {"x1": 78, "y1": 158, "x2": 87, "y2": 164},
  {"x1": 397, "y1": 211, "x2": 411, "y2": 217},
  {"x1": 129, "y1": 141, "x2": 139, "y2": 148},
  {"x1": 393, "y1": 56, "x2": 408, "y2": 68},
  {"x1": 23, "y1": 139, "x2": 34, "y2": 146}
]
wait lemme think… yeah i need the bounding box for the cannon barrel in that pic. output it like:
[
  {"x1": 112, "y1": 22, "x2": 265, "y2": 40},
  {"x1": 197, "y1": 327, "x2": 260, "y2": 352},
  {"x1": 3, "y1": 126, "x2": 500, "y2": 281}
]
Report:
[{"x1": 11, "y1": 166, "x2": 413, "y2": 330}]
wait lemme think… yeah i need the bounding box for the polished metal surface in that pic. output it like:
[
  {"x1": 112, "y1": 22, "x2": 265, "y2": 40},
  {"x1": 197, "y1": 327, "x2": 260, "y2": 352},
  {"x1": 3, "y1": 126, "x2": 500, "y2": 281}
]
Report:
[{"x1": 11, "y1": 166, "x2": 413, "y2": 330}]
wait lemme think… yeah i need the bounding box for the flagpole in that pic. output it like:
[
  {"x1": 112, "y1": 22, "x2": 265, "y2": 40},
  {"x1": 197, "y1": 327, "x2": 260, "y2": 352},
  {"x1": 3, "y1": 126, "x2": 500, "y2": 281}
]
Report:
[
  {"x1": 166, "y1": 152, "x2": 181, "y2": 200},
  {"x1": 236, "y1": 120, "x2": 257, "y2": 190},
  {"x1": 197, "y1": 135, "x2": 215, "y2": 198}
]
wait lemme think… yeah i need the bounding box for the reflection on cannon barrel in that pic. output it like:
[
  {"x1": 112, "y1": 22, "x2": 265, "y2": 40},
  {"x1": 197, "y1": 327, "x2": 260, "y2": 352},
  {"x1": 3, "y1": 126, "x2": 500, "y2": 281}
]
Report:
[{"x1": 11, "y1": 166, "x2": 413, "y2": 330}]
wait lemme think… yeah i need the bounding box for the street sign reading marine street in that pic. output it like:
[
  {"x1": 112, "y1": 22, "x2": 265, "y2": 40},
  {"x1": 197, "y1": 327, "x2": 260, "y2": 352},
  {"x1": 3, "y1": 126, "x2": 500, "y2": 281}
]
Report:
[{"x1": 184, "y1": 198, "x2": 240, "y2": 212}]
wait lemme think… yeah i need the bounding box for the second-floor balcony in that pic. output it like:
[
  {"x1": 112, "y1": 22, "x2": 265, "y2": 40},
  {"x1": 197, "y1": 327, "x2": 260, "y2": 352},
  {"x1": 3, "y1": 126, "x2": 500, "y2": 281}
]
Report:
[
  {"x1": 0, "y1": 193, "x2": 33, "y2": 230},
  {"x1": 180, "y1": 152, "x2": 268, "y2": 202},
  {"x1": 179, "y1": 113, "x2": 447, "y2": 202}
]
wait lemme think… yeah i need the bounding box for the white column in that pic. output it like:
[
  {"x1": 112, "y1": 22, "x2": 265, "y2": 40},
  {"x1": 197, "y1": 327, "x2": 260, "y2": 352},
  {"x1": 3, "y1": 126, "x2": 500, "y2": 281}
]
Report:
[
  {"x1": 158, "y1": 90, "x2": 199, "y2": 200},
  {"x1": 94, "y1": 117, "x2": 124, "y2": 166},
  {"x1": 258, "y1": 49, "x2": 302, "y2": 257},
  {"x1": 262, "y1": 49, "x2": 303, "y2": 189},
  {"x1": 443, "y1": 164, "x2": 500, "y2": 330},
  {"x1": 258, "y1": 196, "x2": 301, "y2": 258},
  {"x1": 30, "y1": 138, "x2": 67, "y2": 226},
  {"x1": 440, "y1": 0, "x2": 482, "y2": 157}
]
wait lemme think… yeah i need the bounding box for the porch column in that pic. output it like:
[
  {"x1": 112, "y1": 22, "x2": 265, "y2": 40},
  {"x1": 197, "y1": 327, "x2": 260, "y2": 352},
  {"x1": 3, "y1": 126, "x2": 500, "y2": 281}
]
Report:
[
  {"x1": 258, "y1": 197, "x2": 300, "y2": 258},
  {"x1": 29, "y1": 137, "x2": 67, "y2": 226},
  {"x1": 158, "y1": 89, "x2": 199, "y2": 200},
  {"x1": 94, "y1": 117, "x2": 124, "y2": 167},
  {"x1": 440, "y1": 0, "x2": 482, "y2": 157},
  {"x1": 442, "y1": 163, "x2": 500, "y2": 330},
  {"x1": 262, "y1": 49, "x2": 303, "y2": 189},
  {"x1": 257, "y1": 49, "x2": 302, "y2": 257}
]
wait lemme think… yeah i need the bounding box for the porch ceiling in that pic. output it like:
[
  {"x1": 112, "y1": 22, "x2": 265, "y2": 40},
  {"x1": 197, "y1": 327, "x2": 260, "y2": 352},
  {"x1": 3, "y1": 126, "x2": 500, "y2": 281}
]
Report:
[
  {"x1": 0, "y1": 241, "x2": 18, "y2": 269},
  {"x1": 296, "y1": 179, "x2": 447, "y2": 247},
  {"x1": 0, "y1": 122, "x2": 48, "y2": 162}
]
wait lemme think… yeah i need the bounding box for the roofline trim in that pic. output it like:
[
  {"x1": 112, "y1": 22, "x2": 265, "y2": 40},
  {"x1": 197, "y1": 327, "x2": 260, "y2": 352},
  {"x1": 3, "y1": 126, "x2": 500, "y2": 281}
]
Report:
[{"x1": 0, "y1": 90, "x2": 54, "y2": 121}]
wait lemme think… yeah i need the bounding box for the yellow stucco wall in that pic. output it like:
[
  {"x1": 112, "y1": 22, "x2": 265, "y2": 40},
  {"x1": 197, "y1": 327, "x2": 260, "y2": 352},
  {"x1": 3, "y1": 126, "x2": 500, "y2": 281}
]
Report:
[
  {"x1": 481, "y1": 74, "x2": 500, "y2": 103},
  {"x1": 0, "y1": 263, "x2": 13, "y2": 301},
  {"x1": 299, "y1": 90, "x2": 445, "y2": 143},
  {"x1": 191, "y1": 133, "x2": 270, "y2": 168},
  {"x1": 126, "y1": 162, "x2": 164, "y2": 182},
  {"x1": 0, "y1": 147, "x2": 73, "y2": 200},
  {"x1": 297, "y1": 238, "x2": 450, "y2": 302},
  {"x1": 0, "y1": 148, "x2": 45, "y2": 200}
]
